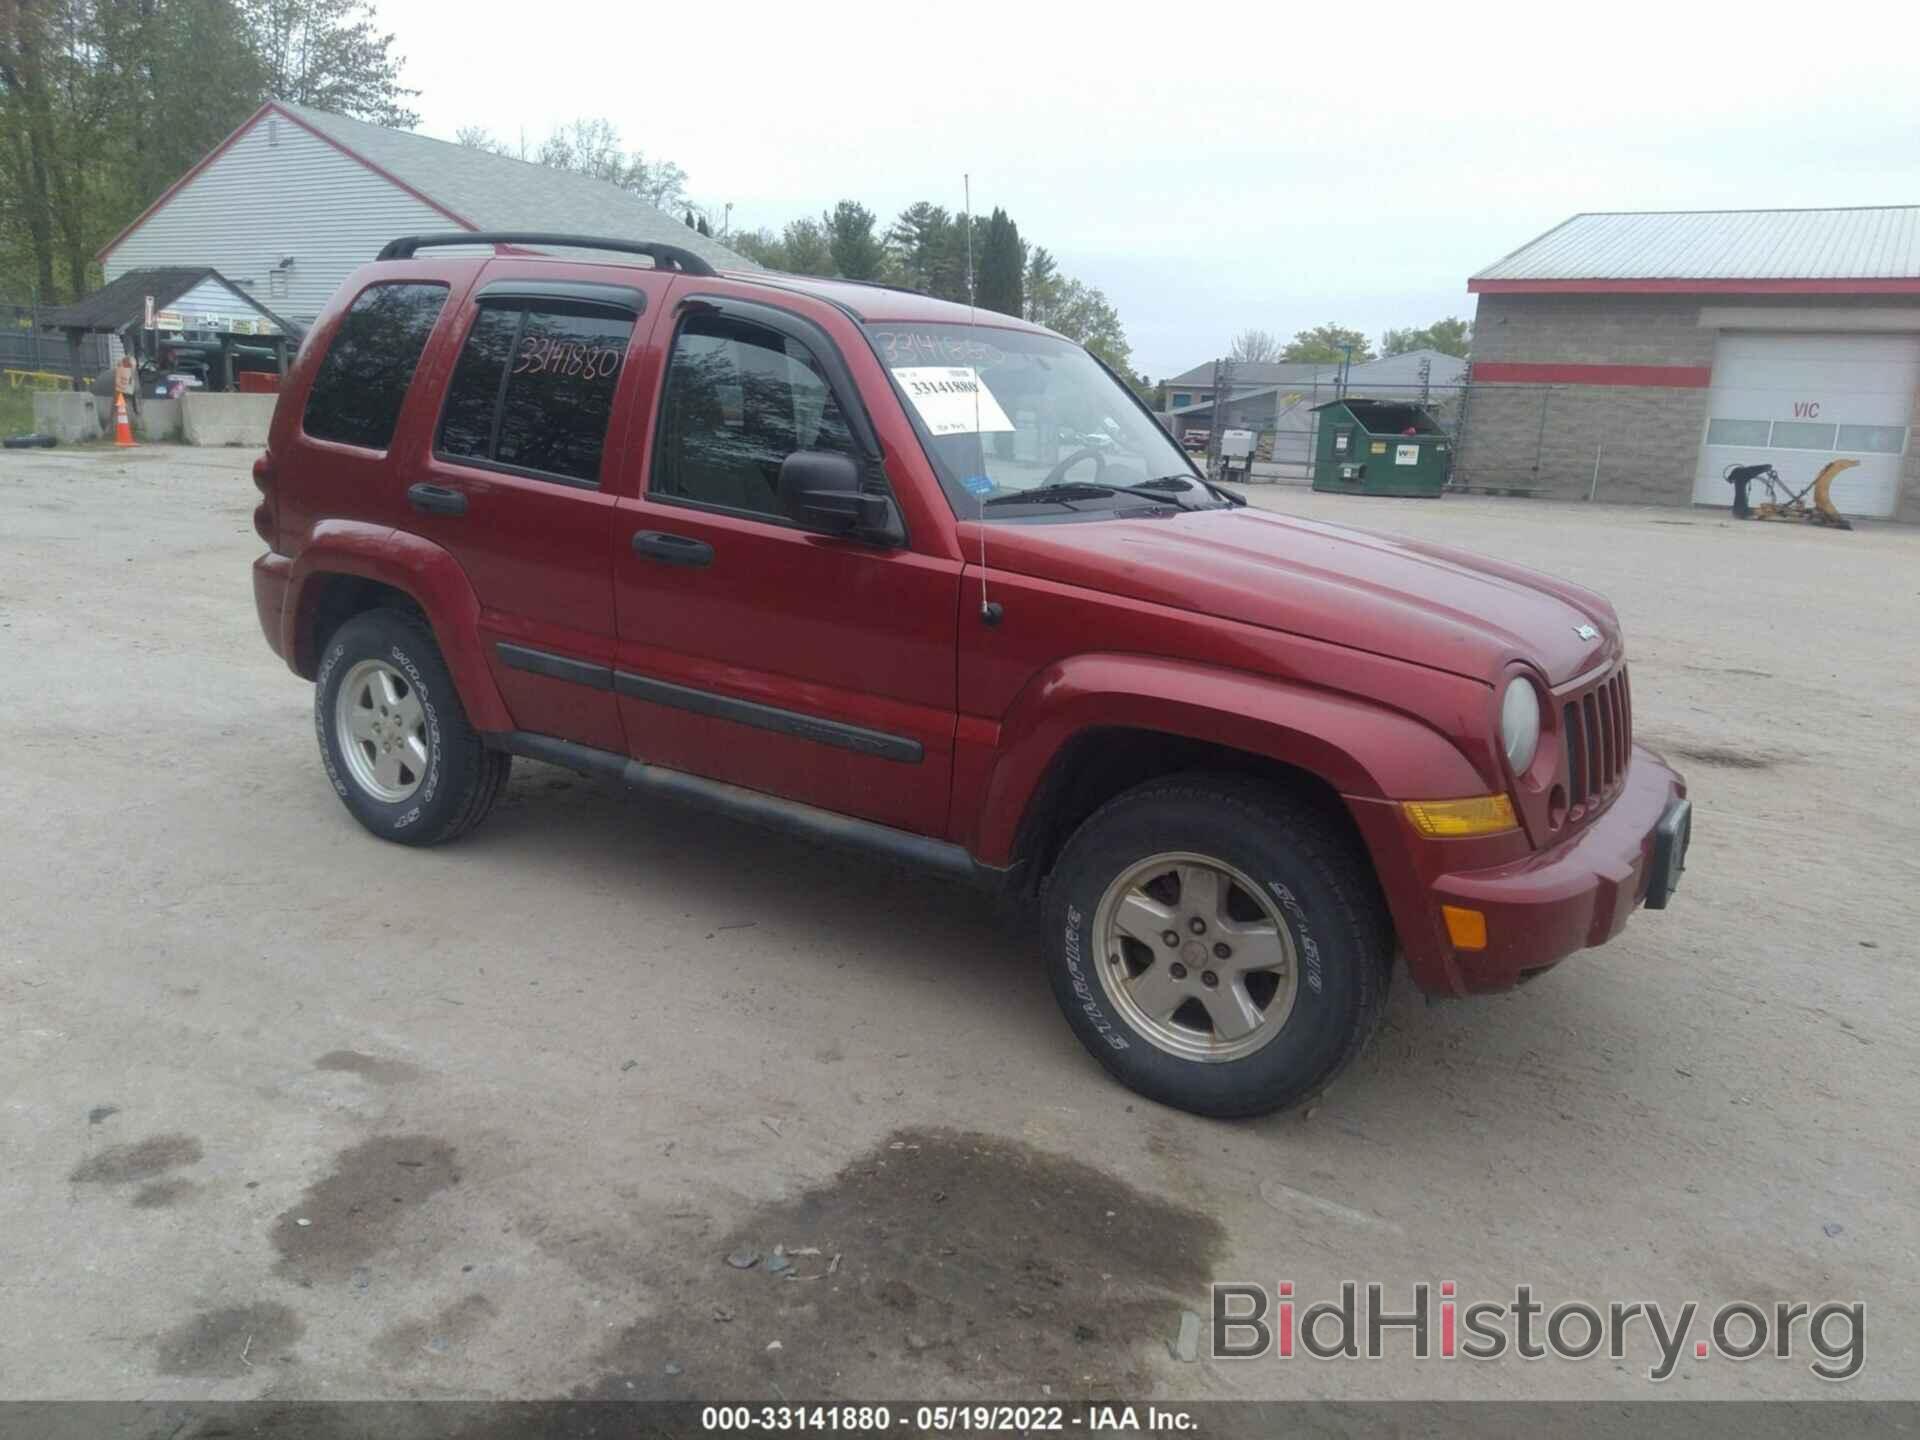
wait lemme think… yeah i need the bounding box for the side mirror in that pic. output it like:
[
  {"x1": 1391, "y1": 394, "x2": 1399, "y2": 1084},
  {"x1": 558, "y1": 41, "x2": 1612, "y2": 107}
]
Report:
[{"x1": 778, "y1": 450, "x2": 897, "y2": 540}]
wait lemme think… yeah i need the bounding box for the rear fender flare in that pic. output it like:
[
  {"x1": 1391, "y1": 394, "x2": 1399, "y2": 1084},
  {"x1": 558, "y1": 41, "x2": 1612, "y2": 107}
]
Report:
[{"x1": 285, "y1": 521, "x2": 511, "y2": 733}]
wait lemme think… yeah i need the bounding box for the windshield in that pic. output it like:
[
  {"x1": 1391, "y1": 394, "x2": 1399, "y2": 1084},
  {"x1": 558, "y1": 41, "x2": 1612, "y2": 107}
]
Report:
[{"x1": 867, "y1": 323, "x2": 1203, "y2": 517}]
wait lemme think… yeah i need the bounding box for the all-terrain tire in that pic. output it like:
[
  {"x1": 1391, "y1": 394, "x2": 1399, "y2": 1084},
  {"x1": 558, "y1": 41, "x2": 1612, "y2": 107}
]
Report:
[
  {"x1": 314, "y1": 607, "x2": 509, "y2": 846},
  {"x1": 1040, "y1": 773, "x2": 1392, "y2": 1117}
]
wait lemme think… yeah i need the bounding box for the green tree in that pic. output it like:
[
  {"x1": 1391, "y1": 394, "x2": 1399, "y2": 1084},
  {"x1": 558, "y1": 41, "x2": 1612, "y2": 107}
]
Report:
[
  {"x1": 244, "y1": 0, "x2": 418, "y2": 126},
  {"x1": 1380, "y1": 316, "x2": 1472, "y2": 358},
  {"x1": 1022, "y1": 245, "x2": 1062, "y2": 325},
  {"x1": 94, "y1": 0, "x2": 270, "y2": 224},
  {"x1": 885, "y1": 202, "x2": 967, "y2": 299},
  {"x1": 1045, "y1": 276, "x2": 1132, "y2": 375},
  {"x1": 976, "y1": 207, "x2": 1022, "y2": 318},
  {"x1": 883, "y1": 202, "x2": 938, "y2": 288},
  {"x1": 2, "y1": 0, "x2": 420, "y2": 300},
  {"x1": 0, "y1": 0, "x2": 65, "y2": 296},
  {"x1": 778, "y1": 216, "x2": 832, "y2": 276},
  {"x1": 824, "y1": 199, "x2": 885, "y2": 280},
  {"x1": 1282, "y1": 323, "x2": 1374, "y2": 364},
  {"x1": 726, "y1": 226, "x2": 786, "y2": 269}
]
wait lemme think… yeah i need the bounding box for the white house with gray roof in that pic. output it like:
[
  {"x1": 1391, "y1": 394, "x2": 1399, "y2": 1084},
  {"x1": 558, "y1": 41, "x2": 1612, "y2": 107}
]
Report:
[{"x1": 99, "y1": 100, "x2": 748, "y2": 327}]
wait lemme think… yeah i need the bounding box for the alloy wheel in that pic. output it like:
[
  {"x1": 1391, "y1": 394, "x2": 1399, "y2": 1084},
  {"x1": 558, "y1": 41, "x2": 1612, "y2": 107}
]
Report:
[
  {"x1": 335, "y1": 658, "x2": 430, "y2": 803},
  {"x1": 1092, "y1": 851, "x2": 1299, "y2": 1062}
]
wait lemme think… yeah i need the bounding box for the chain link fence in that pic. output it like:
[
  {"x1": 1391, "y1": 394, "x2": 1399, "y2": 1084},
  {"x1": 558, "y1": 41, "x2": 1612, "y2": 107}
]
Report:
[
  {"x1": 2, "y1": 298, "x2": 110, "y2": 385},
  {"x1": 1196, "y1": 378, "x2": 1468, "y2": 485},
  {"x1": 1180, "y1": 368, "x2": 1709, "y2": 505}
]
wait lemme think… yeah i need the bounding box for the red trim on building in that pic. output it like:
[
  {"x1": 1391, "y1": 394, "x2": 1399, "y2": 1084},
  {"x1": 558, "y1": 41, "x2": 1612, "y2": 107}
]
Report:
[
  {"x1": 1471, "y1": 362, "x2": 1713, "y2": 388},
  {"x1": 97, "y1": 102, "x2": 477, "y2": 264},
  {"x1": 1469, "y1": 277, "x2": 1920, "y2": 296}
]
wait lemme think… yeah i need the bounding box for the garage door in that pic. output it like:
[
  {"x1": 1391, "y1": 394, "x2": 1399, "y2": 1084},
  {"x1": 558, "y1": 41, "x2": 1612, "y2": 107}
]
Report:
[{"x1": 1692, "y1": 332, "x2": 1919, "y2": 518}]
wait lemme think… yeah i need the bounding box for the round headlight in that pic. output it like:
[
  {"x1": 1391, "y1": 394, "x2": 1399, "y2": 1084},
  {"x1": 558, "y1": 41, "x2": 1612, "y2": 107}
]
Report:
[{"x1": 1500, "y1": 678, "x2": 1542, "y2": 772}]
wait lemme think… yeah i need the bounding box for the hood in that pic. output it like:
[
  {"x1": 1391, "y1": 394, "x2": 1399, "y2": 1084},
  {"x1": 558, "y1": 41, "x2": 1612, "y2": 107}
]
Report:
[{"x1": 965, "y1": 506, "x2": 1622, "y2": 685}]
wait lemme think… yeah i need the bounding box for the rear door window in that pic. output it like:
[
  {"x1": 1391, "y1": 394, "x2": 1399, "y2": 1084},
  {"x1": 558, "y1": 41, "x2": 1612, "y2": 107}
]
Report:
[
  {"x1": 303, "y1": 282, "x2": 448, "y2": 450},
  {"x1": 436, "y1": 301, "x2": 635, "y2": 487}
]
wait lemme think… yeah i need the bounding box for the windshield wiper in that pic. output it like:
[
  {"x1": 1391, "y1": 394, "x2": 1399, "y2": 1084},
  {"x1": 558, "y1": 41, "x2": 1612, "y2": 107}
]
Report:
[
  {"x1": 981, "y1": 482, "x2": 1120, "y2": 507},
  {"x1": 1140, "y1": 474, "x2": 1245, "y2": 507},
  {"x1": 978, "y1": 482, "x2": 1167, "y2": 509},
  {"x1": 982, "y1": 480, "x2": 1203, "y2": 511}
]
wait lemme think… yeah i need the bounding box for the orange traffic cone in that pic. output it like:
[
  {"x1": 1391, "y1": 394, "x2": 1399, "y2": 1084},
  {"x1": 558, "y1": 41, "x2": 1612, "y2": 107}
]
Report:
[{"x1": 114, "y1": 392, "x2": 135, "y2": 448}]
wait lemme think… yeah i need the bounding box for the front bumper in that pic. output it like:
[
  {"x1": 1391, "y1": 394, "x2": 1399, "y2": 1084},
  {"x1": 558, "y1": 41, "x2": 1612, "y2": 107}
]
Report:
[{"x1": 1424, "y1": 744, "x2": 1689, "y2": 992}]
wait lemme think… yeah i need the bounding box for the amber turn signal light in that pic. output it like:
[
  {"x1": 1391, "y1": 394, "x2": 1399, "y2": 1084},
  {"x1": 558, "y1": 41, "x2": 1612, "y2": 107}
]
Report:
[
  {"x1": 1401, "y1": 794, "x2": 1519, "y2": 838},
  {"x1": 1442, "y1": 905, "x2": 1488, "y2": 951}
]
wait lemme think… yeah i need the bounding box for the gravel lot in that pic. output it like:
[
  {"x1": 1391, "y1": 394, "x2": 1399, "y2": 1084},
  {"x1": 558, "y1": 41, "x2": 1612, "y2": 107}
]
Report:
[{"x1": 2, "y1": 444, "x2": 1914, "y2": 1404}]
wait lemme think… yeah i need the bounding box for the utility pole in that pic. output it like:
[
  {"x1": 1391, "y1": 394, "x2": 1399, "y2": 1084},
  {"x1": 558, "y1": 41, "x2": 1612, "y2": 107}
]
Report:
[
  {"x1": 1207, "y1": 355, "x2": 1235, "y2": 476},
  {"x1": 723, "y1": 202, "x2": 734, "y2": 239}
]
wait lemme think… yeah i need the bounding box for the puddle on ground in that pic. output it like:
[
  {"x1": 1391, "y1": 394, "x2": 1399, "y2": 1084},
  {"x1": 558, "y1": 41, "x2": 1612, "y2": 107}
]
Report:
[
  {"x1": 131, "y1": 1178, "x2": 197, "y2": 1209},
  {"x1": 580, "y1": 1126, "x2": 1223, "y2": 1401},
  {"x1": 155, "y1": 1302, "x2": 303, "y2": 1377},
  {"x1": 69, "y1": 1133, "x2": 202, "y2": 1185},
  {"x1": 377, "y1": 1294, "x2": 500, "y2": 1366},
  {"x1": 315, "y1": 1050, "x2": 425, "y2": 1084},
  {"x1": 272, "y1": 1135, "x2": 459, "y2": 1284}
]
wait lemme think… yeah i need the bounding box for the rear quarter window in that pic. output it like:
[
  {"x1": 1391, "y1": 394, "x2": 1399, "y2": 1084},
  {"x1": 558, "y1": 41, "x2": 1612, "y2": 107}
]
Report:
[
  {"x1": 435, "y1": 302, "x2": 635, "y2": 486},
  {"x1": 302, "y1": 281, "x2": 449, "y2": 451}
]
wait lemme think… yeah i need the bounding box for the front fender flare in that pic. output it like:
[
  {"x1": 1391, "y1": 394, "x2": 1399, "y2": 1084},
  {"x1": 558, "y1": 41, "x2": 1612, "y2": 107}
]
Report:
[
  {"x1": 969, "y1": 653, "x2": 1487, "y2": 866},
  {"x1": 285, "y1": 521, "x2": 512, "y2": 733}
]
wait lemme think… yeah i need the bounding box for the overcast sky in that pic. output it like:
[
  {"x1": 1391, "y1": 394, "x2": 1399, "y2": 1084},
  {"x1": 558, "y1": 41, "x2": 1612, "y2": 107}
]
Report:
[{"x1": 389, "y1": 0, "x2": 1917, "y2": 378}]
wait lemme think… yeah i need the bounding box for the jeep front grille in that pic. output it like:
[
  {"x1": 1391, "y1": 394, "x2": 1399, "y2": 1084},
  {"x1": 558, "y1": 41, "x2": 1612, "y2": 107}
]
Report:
[{"x1": 1561, "y1": 664, "x2": 1631, "y2": 816}]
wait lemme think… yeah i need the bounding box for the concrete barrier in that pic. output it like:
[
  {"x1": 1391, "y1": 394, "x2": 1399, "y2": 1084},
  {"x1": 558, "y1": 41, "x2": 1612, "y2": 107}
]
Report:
[
  {"x1": 32, "y1": 391, "x2": 105, "y2": 442},
  {"x1": 132, "y1": 398, "x2": 183, "y2": 442},
  {"x1": 182, "y1": 393, "x2": 276, "y2": 447}
]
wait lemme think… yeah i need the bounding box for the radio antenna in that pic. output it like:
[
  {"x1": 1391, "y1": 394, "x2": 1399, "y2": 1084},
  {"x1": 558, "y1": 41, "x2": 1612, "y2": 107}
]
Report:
[{"x1": 965, "y1": 173, "x2": 1001, "y2": 627}]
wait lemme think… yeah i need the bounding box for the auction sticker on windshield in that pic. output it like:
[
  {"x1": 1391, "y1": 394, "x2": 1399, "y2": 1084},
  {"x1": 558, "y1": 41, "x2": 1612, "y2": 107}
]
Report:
[{"x1": 892, "y1": 367, "x2": 1015, "y2": 436}]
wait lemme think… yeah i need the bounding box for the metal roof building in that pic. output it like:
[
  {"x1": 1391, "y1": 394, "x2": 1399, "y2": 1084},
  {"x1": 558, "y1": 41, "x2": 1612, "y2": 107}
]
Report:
[
  {"x1": 1456, "y1": 207, "x2": 1920, "y2": 522},
  {"x1": 99, "y1": 100, "x2": 749, "y2": 326},
  {"x1": 1473, "y1": 207, "x2": 1920, "y2": 288}
]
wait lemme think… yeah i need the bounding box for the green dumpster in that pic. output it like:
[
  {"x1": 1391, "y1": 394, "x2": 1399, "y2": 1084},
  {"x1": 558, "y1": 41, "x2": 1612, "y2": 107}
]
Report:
[{"x1": 1310, "y1": 397, "x2": 1451, "y2": 497}]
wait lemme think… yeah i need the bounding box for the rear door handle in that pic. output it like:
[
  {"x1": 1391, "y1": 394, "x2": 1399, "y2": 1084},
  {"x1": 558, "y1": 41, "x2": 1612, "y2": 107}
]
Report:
[
  {"x1": 407, "y1": 483, "x2": 467, "y2": 516},
  {"x1": 631, "y1": 530, "x2": 714, "y2": 567}
]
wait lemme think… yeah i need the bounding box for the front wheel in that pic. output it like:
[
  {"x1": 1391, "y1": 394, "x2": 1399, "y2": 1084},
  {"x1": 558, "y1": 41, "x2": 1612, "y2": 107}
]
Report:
[
  {"x1": 1040, "y1": 775, "x2": 1391, "y2": 1117},
  {"x1": 314, "y1": 608, "x2": 509, "y2": 846}
]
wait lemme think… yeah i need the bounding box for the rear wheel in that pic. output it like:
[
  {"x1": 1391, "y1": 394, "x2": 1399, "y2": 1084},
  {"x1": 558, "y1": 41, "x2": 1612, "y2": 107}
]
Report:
[
  {"x1": 314, "y1": 608, "x2": 509, "y2": 845},
  {"x1": 1041, "y1": 775, "x2": 1391, "y2": 1117}
]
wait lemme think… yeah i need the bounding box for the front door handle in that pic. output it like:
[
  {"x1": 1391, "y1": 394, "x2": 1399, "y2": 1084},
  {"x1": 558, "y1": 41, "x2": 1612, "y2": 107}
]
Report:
[
  {"x1": 407, "y1": 483, "x2": 467, "y2": 516},
  {"x1": 631, "y1": 530, "x2": 714, "y2": 567}
]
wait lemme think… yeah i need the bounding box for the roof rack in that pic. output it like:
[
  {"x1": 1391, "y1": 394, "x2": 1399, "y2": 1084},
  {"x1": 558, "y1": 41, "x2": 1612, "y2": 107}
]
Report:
[{"x1": 376, "y1": 232, "x2": 718, "y2": 276}]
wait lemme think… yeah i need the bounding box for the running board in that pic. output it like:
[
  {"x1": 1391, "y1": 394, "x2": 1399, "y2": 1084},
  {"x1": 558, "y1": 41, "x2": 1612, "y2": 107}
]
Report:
[{"x1": 486, "y1": 731, "x2": 1013, "y2": 891}]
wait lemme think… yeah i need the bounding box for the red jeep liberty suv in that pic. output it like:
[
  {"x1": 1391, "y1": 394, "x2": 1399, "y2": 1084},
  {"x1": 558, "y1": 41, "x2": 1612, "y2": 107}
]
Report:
[{"x1": 251, "y1": 233, "x2": 1691, "y2": 1117}]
